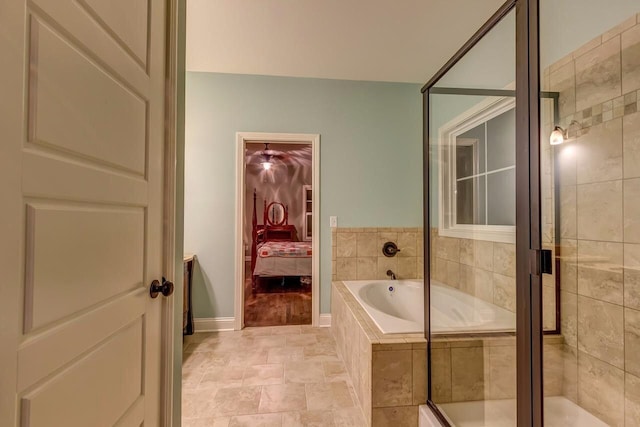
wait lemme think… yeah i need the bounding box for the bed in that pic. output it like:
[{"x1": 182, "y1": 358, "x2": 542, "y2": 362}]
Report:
[{"x1": 250, "y1": 189, "x2": 312, "y2": 293}]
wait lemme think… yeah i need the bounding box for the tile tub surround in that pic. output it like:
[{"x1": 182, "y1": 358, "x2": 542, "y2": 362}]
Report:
[
  {"x1": 332, "y1": 227, "x2": 424, "y2": 282},
  {"x1": 181, "y1": 326, "x2": 366, "y2": 427},
  {"x1": 429, "y1": 228, "x2": 558, "y2": 331},
  {"x1": 548, "y1": 14, "x2": 640, "y2": 427},
  {"x1": 331, "y1": 280, "x2": 564, "y2": 426},
  {"x1": 332, "y1": 281, "x2": 426, "y2": 426}
]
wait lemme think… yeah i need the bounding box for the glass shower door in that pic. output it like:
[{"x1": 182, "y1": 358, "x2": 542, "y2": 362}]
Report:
[{"x1": 425, "y1": 7, "x2": 522, "y2": 426}]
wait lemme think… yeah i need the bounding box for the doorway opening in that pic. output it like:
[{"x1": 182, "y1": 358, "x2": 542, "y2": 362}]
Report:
[{"x1": 235, "y1": 133, "x2": 320, "y2": 328}]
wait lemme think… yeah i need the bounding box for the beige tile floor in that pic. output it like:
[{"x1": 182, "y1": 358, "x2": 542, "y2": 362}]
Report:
[{"x1": 182, "y1": 325, "x2": 367, "y2": 426}]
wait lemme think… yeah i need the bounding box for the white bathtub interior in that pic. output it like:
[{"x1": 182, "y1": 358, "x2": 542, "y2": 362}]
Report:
[
  {"x1": 343, "y1": 279, "x2": 515, "y2": 334},
  {"x1": 419, "y1": 397, "x2": 609, "y2": 427}
]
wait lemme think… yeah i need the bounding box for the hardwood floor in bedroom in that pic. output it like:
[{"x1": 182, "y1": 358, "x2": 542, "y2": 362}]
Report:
[
  {"x1": 244, "y1": 262, "x2": 312, "y2": 327},
  {"x1": 181, "y1": 326, "x2": 366, "y2": 427}
]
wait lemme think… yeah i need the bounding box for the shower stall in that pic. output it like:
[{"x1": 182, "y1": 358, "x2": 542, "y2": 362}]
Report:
[{"x1": 423, "y1": 0, "x2": 640, "y2": 426}]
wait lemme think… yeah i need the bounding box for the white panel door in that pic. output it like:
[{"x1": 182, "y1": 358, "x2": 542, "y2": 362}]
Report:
[{"x1": 0, "y1": 0, "x2": 168, "y2": 426}]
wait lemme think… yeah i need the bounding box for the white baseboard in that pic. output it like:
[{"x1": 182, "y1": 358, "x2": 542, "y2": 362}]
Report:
[
  {"x1": 193, "y1": 317, "x2": 235, "y2": 332},
  {"x1": 319, "y1": 313, "x2": 331, "y2": 327}
]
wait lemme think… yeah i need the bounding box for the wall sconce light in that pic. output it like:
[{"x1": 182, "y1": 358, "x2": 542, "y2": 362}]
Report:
[
  {"x1": 261, "y1": 161, "x2": 273, "y2": 170},
  {"x1": 550, "y1": 126, "x2": 565, "y2": 145},
  {"x1": 549, "y1": 120, "x2": 582, "y2": 146}
]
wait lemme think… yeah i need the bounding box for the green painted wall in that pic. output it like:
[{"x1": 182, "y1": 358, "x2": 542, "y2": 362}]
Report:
[{"x1": 184, "y1": 72, "x2": 422, "y2": 317}]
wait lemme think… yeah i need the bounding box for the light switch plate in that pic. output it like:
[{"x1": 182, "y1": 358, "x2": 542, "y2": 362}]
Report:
[{"x1": 329, "y1": 216, "x2": 337, "y2": 228}]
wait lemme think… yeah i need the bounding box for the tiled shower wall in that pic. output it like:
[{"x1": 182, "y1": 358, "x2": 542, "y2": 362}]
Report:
[
  {"x1": 331, "y1": 228, "x2": 424, "y2": 281},
  {"x1": 548, "y1": 14, "x2": 640, "y2": 427},
  {"x1": 429, "y1": 230, "x2": 557, "y2": 330}
]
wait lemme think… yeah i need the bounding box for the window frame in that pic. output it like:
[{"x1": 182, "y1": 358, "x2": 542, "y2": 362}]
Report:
[{"x1": 438, "y1": 95, "x2": 516, "y2": 243}]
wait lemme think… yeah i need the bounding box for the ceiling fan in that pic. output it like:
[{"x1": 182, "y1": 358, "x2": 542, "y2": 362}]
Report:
[{"x1": 247, "y1": 143, "x2": 288, "y2": 170}]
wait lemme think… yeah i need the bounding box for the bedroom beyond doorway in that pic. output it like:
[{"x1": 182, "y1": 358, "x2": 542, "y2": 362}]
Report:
[{"x1": 237, "y1": 133, "x2": 320, "y2": 328}]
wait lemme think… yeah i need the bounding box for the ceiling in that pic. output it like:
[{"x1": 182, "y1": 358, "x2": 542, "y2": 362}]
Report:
[
  {"x1": 246, "y1": 142, "x2": 312, "y2": 167},
  {"x1": 186, "y1": 0, "x2": 506, "y2": 84}
]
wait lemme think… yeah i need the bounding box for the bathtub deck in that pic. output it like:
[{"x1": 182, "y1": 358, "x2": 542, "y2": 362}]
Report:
[{"x1": 436, "y1": 396, "x2": 608, "y2": 427}]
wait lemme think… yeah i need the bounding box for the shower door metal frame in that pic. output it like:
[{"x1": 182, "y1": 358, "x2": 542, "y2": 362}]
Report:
[{"x1": 421, "y1": 0, "x2": 545, "y2": 425}]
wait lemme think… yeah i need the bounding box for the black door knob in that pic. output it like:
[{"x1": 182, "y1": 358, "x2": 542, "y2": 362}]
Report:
[{"x1": 150, "y1": 278, "x2": 174, "y2": 298}]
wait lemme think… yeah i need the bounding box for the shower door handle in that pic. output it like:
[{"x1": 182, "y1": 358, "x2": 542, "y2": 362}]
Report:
[{"x1": 529, "y1": 249, "x2": 553, "y2": 275}]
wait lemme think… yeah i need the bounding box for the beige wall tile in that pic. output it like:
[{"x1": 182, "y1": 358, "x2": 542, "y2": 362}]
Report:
[
  {"x1": 562, "y1": 345, "x2": 578, "y2": 403},
  {"x1": 357, "y1": 232, "x2": 378, "y2": 257},
  {"x1": 474, "y1": 268, "x2": 494, "y2": 303},
  {"x1": 624, "y1": 111, "x2": 640, "y2": 179},
  {"x1": 397, "y1": 232, "x2": 417, "y2": 257},
  {"x1": 488, "y1": 345, "x2": 516, "y2": 399},
  {"x1": 577, "y1": 240, "x2": 624, "y2": 305},
  {"x1": 371, "y1": 406, "x2": 418, "y2": 427},
  {"x1": 372, "y1": 350, "x2": 412, "y2": 407},
  {"x1": 493, "y1": 273, "x2": 516, "y2": 312},
  {"x1": 377, "y1": 256, "x2": 398, "y2": 280},
  {"x1": 416, "y1": 256, "x2": 424, "y2": 279},
  {"x1": 433, "y1": 257, "x2": 447, "y2": 283},
  {"x1": 377, "y1": 232, "x2": 398, "y2": 250},
  {"x1": 451, "y1": 346, "x2": 485, "y2": 401},
  {"x1": 559, "y1": 185, "x2": 577, "y2": 239},
  {"x1": 550, "y1": 59, "x2": 576, "y2": 117},
  {"x1": 625, "y1": 243, "x2": 640, "y2": 310},
  {"x1": 627, "y1": 372, "x2": 640, "y2": 426},
  {"x1": 604, "y1": 16, "x2": 637, "y2": 41},
  {"x1": 577, "y1": 180, "x2": 623, "y2": 241},
  {"x1": 560, "y1": 239, "x2": 578, "y2": 293},
  {"x1": 625, "y1": 178, "x2": 640, "y2": 243},
  {"x1": 543, "y1": 344, "x2": 564, "y2": 397},
  {"x1": 576, "y1": 118, "x2": 623, "y2": 184},
  {"x1": 459, "y1": 239, "x2": 474, "y2": 266},
  {"x1": 357, "y1": 257, "x2": 378, "y2": 280},
  {"x1": 412, "y1": 350, "x2": 427, "y2": 405},
  {"x1": 623, "y1": 24, "x2": 640, "y2": 93},
  {"x1": 444, "y1": 260, "x2": 458, "y2": 287},
  {"x1": 430, "y1": 348, "x2": 451, "y2": 404},
  {"x1": 575, "y1": 36, "x2": 622, "y2": 112},
  {"x1": 417, "y1": 231, "x2": 424, "y2": 257},
  {"x1": 458, "y1": 264, "x2": 475, "y2": 296},
  {"x1": 398, "y1": 257, "x2": 417, "y2": 280},
  {"x1": 439, "y1": 237, "x2": 460, "y2": 262},
  {"x1": 337, "y1": 233, "x2": 357, "y2": 258},
  {"x1": 577, "y1": 351, "x2": 625, "y2": 427},
  {"x1": 474, "y1": 240, "x2": 494, "y2": 270},
  {"x1": 493, "y1": 243, "x2": 516, "y2": 277},
  {"x1": 336, "y1": 258, "x2": 357, "y2": 281},
  {"x1": 573, "y1": 35, "x2": 603, "y2": 60},
  {"x1": 557, "y1": 140, "x2": 578, "y2": 186},
  {"x1": 561, "y1": 291, "x2": 578, "y2": 348},
  {"x1": 626, "y1": 308, "x2": 640, "y2": 377},
  {"x1": 577, "y1": 296, "x2": 625, "y2": 368}
]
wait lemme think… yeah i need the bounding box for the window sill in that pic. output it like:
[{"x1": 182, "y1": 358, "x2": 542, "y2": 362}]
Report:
[{"x1": 438, "y1": 226, "x2": 515, "y2": 244}]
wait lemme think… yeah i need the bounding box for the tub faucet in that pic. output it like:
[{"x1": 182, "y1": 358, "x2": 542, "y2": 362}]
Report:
[{"x1": 386, "y1": 270, "x2": 397, "y2": 280}]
